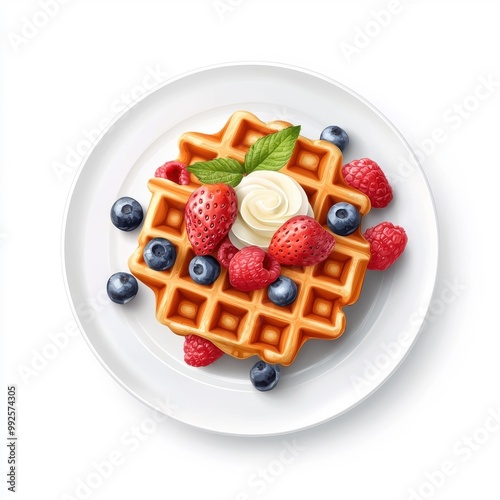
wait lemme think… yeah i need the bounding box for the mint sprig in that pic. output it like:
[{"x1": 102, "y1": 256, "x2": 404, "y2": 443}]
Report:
[
  {"x1": 244, "y1": 125, "x2": 300, "y2": 174},
  {"x1": 186, "y1": 158, "x2": 244, "y2": 187},
  {"x1": 187, "y1": 125, "x2": 301, "y2": 187}
]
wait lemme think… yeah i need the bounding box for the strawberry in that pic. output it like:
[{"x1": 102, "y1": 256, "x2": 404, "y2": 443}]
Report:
[
  {"x1": 155, "y1": 160, "x2": 190, "y2": 185},
  {"x1": 185, "y1": 184, "x2": 238, "y2": 255},
  {"x1": 216, "y1": 237, "x2": 239, "y2": 268},
  {"x1": 268, "y1": 215, "x2": 335, "y2": 266},
  {"x1": 342, "y1": 158, "x2": 393, "y2": 208},
  {"x1": 364, "y1": 221, "x2": 408, "y2": 271},
  {"x1": 229, "y1": 246, "x2": 281, "y2": 292},
  {"x1": 183, "y1": 334, "x2": 224, "y2": 367}
]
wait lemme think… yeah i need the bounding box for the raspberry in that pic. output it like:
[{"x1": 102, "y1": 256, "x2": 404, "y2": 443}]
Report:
[
  {"x1": 364, "y1": 222, "x2": 407, "y2": 271},
  {"x1": 229, "y1": 246, "x2": 281, "y2": 292},
  {"x1": 216, "y1": 237, "x2": 239, "y2": 268},
  {"x1": 183, "y1": 334, "x2": 224, "y2": 367},
  {"x1": 155, "y1": 160, "x2": 190, "y2": 185},
  {"x1": 342, "y1": 158, "x2": 393, "y2": 208}
]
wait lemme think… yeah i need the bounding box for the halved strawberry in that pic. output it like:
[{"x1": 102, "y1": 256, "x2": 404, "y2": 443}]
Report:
[
  {"x1": 185, "y1": 184, "x2": 238, "y2": 255},
  {"x1": 268, "y1": 215, "x2": 335, "y2": 266}
]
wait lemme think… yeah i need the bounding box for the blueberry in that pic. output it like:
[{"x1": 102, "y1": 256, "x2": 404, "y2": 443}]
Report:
[
  {"x1": 110, "y1": 197, "x2": 143, "y2": 231},
  {"x1": 106, "y1": 272, "x2": 138, "y2": 304},
  {"x1": 143, "y1": 238, "x2": 176, "y2": 271},
  {"x1": 320, "y1": 125, "x2": 349, "y2": 152},
  {"x1": 250, "y1": 361, "x2": 281, "y2": 391},
  {"x1": 327, "y1": 202, "x2": 361, "y2": 236},
  {"x1": 267, "y1": 276, "x2": 298, "y2": 306},
  {"x1": 188, "y1": 255, "x2": 221, "y2": 285}
]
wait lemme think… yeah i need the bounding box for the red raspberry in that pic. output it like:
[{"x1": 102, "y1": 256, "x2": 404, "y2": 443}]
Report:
[
  {"x1": 183, "y1": 334, "x2": 224, "y2": 367},
  {"x1": 155, "y1": 160, "x2": 190, "y2": 185},
  {"x1": 364, "y1": 222, "x2": 408, "y2": 271},
  {"x1": 229, "y1": 246, "x2": 281, "y2": 292},
  {"x1": 342, "y1": 158, "x2": 393, "y2": 208},
  {"x1": 217, "y1": 237, "x2": 239, "y2": 268}
]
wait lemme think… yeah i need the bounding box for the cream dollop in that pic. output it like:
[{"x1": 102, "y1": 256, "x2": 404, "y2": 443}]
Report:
[{"x1": 229, "y1": 170, "x2": 313, "y2": 250}]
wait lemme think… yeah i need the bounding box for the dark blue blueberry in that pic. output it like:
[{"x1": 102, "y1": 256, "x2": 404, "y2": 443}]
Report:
[
  {"x1": 320, "y1": 125, "x2": 349, "y2": 152},
  {"x1": 327, "y1": 202, "x2": 361, "y2": 236},
  {"x1": 143, "y1": 238, "x2": 176, "y2": 271},
  {"x1": 106, "y1": 272, "x2": 138, "y2": 304},
  {"x1": 250, "y1": 361, "x2": 281, "y2": 391},
  {"x1": 110, "y1": 197, "x2": 143, "y2": 231},
  {"x1": 267, "y1": 276, "x2": 298, "y2": 306},
  {"x1": 188, "y1": 255, "x2": 221, "y2": 285}
]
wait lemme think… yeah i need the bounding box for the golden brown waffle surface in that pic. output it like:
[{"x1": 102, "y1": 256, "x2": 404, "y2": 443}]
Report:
[{"x1": 128, "y1": 111, "x2": 372, "y2": 366}]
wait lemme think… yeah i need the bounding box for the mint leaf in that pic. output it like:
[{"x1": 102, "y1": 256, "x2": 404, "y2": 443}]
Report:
[
  {"x1": 244, "y1": 125, "x2": 301, "y2": 174},
  {"x1": 187, "y1": 158, "x2": 245, "y2": 187}
]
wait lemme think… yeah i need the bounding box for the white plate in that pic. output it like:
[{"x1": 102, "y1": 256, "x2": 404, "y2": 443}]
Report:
[{"x1": 63, "y1": 62, "x2": 438, "y2": 436}]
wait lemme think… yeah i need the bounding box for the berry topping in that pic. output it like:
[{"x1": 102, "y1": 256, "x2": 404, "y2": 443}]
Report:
[
  {"x1": 267, "y1": 276, "x2": 298, "y2": 307},
  {"x1": 188, "y1": 255, "x2": 221, "y2": 285},
  {"x1": 342, "y1": 158, "x2": 393, "y2": 208},
  {"x1": 110, "y1": 197, "x2": 143, "y2": 231},
  {"x1": 364, "y1": 222, "x2": 408, "y2": 271},
  {"x1": 106, "y1": 272, "x2": 139, "y2": 304},
  {"x1": 320, "y1": 125, "x2": 349, "y2": 152},
  {"x1": 327, "y1": 202, "x2": 361, "y2": 236},
  {"x1": 143, "y1": 237, "x2": 176, "y2": 271},
  {"x1": 185, "y1": 183, "x2": 238, "y2": 255},
  {"x1": 216, "y1": 237, "x2": 239, "y2": 268},
  {"x1": 229, "y1": 246, "x2": 281, "y2": 292},
  {"x1": 155, "y1": 160, "x2": 190, "y2": 185},
  {"x1": 249, "y1": 361, "x2": 281, "y2": 391},
  {"x1": 268, "y1": 215, "x2": 335, "y2": 266},
  {"x1": 183, "y1": 334, "x2": 224, "y2": 367}
]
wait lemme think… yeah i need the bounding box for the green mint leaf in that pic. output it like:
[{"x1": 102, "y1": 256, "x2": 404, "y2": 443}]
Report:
[
  {"x1": 187, "y1": 158, "x2": 245, "y2": 187},
  {"x1": 244, "y1": 125, "x2": 301, "y2": 174}
]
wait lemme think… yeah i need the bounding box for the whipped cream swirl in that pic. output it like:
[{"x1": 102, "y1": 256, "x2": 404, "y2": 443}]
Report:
[{"x1": 229, "y1": 170, "x2": 313, "y2": 250}]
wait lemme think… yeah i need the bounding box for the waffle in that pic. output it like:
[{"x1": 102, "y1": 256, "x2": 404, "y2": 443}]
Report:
[{"x1": 128, "y1": 111, "x2": 372, "y2": 366}]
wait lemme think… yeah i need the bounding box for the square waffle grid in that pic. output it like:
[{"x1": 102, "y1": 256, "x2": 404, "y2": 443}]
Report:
[{"x1": 129, "y1": 111, "x2": 371, "y2": 365}]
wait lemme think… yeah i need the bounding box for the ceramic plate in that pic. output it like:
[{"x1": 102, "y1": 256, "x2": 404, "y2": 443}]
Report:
[{"x1": 63, "y1": 63, "x2": 438, "y2": 436}]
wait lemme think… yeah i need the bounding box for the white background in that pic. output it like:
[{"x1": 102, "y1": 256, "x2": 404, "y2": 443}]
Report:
[{"x1": 2, "y1": 0, "x2": 500, "y2": 499}]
